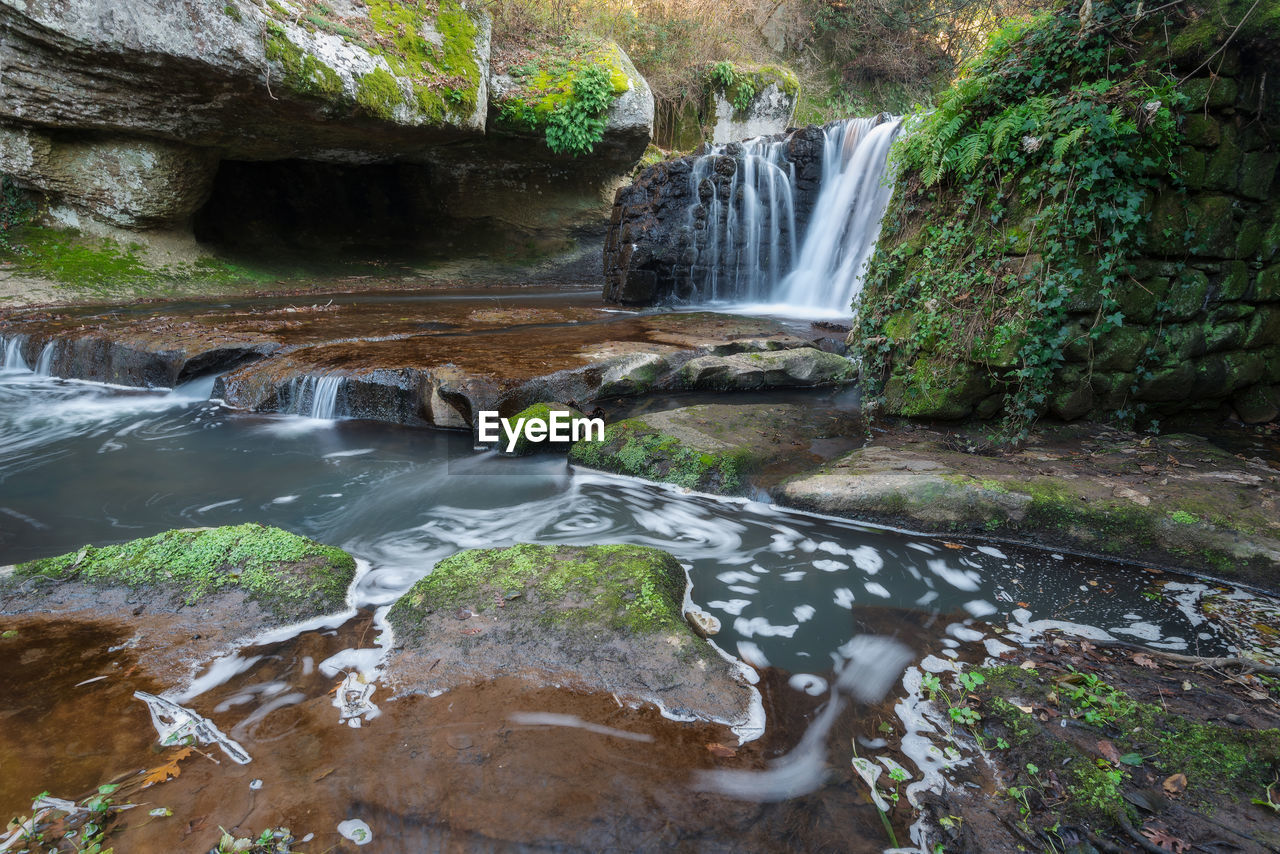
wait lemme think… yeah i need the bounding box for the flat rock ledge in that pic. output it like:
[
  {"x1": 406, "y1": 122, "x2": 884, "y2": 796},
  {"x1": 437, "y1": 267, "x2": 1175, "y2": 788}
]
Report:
[
  {"x1": 0, "y1": 523, "x2": 357, "y2": 683},
  {"x1": 779, "y1": 425, "x2": 1280, "y2": 590},
  {"x1": 384, "y1": 544, "x2": 758, "y2": 729}
]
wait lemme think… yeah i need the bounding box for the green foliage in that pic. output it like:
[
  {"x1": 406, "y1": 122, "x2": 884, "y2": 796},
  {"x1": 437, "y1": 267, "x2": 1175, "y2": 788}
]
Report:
[
  {"x1": 545, "y1": 64, "x2": 616, "y2": 155},
  {"x1": 855, "y1": 0, "x2": 1186, "y2": 440}
]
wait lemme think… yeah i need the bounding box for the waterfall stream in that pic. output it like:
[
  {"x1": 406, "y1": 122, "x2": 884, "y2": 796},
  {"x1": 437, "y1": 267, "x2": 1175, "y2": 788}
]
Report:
[
  {"x1": 688, "y1": 115, "x2": 902, "y2": 318},
  {"x1": 288, "y1": 374, "x2": 345, "y2": 419}
]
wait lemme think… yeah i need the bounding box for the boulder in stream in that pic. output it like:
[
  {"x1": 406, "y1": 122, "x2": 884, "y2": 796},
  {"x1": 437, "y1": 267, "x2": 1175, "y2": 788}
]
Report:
[
  {"x1": 0, "y1": 524, "x2": 357, "y2": 682},
  {"x1": 385, "y1": 544, "x2": 759, "y2": 730}
]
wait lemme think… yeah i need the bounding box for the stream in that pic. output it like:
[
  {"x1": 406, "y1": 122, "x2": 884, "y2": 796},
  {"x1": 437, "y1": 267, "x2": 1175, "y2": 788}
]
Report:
[{"x1": 0, "y1": 348, "x2": 1264, "y2": 852}]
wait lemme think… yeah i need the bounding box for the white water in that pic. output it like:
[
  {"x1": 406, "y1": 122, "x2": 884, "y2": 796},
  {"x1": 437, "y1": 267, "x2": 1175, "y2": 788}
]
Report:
[
  {"x1": 688, "y1": 135, "x2": 799, "y2": 302},
  {"x1": 288, "y1": 374, "x2": 344, "y2": 419},
  {"x1": 33, "y1": 341, "x2": 55, "y2": 376},
  {"x1": 688, "y1": 115, "x2": 902, "y2": 318},
  {"x1": 1, "y1": 335, "x2": 27, "y2": 371}
]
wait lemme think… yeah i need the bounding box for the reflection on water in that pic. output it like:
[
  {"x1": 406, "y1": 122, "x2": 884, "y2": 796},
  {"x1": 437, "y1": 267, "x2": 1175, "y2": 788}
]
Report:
[{"x1": 0, "y1": 364, "x2": 1267, "y2": 851}]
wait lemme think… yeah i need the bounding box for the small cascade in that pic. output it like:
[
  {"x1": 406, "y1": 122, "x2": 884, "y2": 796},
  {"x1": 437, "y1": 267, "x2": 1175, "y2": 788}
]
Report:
[
  {"x1": 288, "y1": 375, "x2": 345, "y2": 419},
  {"x1": 683, "y1": 114, "x2": 901, "y2": 316},
  {"x1": 2, "y1": 335, "x2": 28, "y2": 371},
  {"x1": 774, "y1": 117, "x2": 902, "y2": 314},
  {"x1": 34, "y1": 341, "x2": 56, "y2": 376},
  {"x1": 687, "y1": 135, "x2": 799, "y2": 302}
]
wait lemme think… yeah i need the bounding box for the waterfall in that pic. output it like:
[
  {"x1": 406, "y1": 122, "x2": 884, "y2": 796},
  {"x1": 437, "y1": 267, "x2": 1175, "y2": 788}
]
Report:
[
  {"x1": 687, "y1": 134, "x2": 799, "y2": 303},
  {"x1": 775, "y1": 118, "x2": 901, "y2": 314},
  {"x1": 686, "y1": 115, "x2": 901, "y2": 317},
  {"x1": 289, "y1": 375, "x2": 345, "y2": 419},
  {"x1": 34, "y1": 341, "x2": 56, "y2": 376},
  {"x1": 2, "y1": 335, "x2": 28, "y2": 371}
]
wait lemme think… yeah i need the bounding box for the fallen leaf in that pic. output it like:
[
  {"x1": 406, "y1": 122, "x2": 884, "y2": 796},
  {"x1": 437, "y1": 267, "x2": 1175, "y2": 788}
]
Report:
[
  {"x1": 707, "y1": 743, "x2": 737, "y2": 758},
  {"x1": 141, "y1": 747, "x2": 194, "y2": 788},
  {"x1": 1119, "y1": 753, "x2": 1144, "y2": 766},
  {"x1": 1016, "y1": 602, "x2": 1030, "y2": 608},
  {"x1": 1182, "y1": 680, "x2": 1192, "y2": 691},
  {"x1": 1141, "y1": 823, "x2": 1189, "y2": 852},
  {"x1": 943, "y1": 542, "x2": 964, "y2": 550},
  {"x1": 1019, "y1": 661, "x2": 1037, "y2": 670},
  {"x1": 1133, "y1": 653, "x2": 1159, "y2": 669},
  {"x1": 1163, "y1": 773, "x2": 1187, "y2": 796},
  {"x1": 1097, "y1": 740, "x2": 1121, "y2": 764}
]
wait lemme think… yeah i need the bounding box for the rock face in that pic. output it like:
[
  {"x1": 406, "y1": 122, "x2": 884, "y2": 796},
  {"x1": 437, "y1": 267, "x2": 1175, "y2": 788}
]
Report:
[
  {"x1": 567, "y1": 401, "x2": 862, "y2": 494},
  {"x1": 384, "y1": 544, "x2": 758, "y2": 728},
  {"x1": 0, "y1": 0, "x2": 653, "y2": 243},
  {"x1": 677, "y1": 348, "x2": 854, "y2": 390},
  {"x1": 603, "y1": 123, "x2": 829, "y2": 305},
  {"x1": 778, "y1": 424, "x2": 1280, "y2": 589}
]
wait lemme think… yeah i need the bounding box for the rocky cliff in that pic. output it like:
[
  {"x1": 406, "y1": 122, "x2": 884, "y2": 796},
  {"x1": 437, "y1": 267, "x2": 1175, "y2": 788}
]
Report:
[{"x1": 0, "y1": 0, "x2": 653, "y2": 249}]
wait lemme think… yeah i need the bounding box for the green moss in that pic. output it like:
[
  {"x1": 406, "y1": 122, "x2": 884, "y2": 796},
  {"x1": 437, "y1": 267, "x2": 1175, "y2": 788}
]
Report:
[
  {"x1": 2, "y1": 226, "x2": 272, "y2": 296},
  {"x1": 11, "y1": 524, "x2": 356, "y2": 622},
  {"x1": 265, "y1": 23, "x2": 343, "y2": 100},
  {"x1": 493, "y1": 37, "x2": 629, "y2": 144},
  {"x1": 1170, "y1": 509, "x2": 1199, "y2": 524},
  {"x1": 223, "y1": 4, "x2": 242, "y2": 21},
  {"x1": 364, "y1": 0, "x2": 481, "y2": 121},
  {"x1": 386, "y1": 543, "x2": 688, "y2": 638},
  {"x1": 355, "y1": 68, "x2": 401, "y2": 120},
  {"x1": 974, "y1": 664, "x2": 1280, "y2": 822},
  {"x1": 569, "y1": 419, "x2": 755, "y2": 494}
]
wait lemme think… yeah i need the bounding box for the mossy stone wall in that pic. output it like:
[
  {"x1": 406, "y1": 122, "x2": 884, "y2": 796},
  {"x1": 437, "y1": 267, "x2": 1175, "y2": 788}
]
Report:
[{"x1": 858, "y1": 5, "x2": 1280, "y2": 425}]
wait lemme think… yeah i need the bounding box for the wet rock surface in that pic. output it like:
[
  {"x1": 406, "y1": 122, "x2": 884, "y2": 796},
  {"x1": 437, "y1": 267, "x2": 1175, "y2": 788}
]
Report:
[
  {"x1": 780, "y1": 421, "x2": 1280, "y2": 589},
  {"x1": 569, "y1": 401, "x2": 863, "y2": 493},
  {"x1": 385, "y1": 544, "x2": 758, "y2": 729},
  {"x1": 0, "y1": 294, "x2": 838, "y2": 428},
  {"x1": 0, "y1": 524, "x2": 358, "y2": 684}
]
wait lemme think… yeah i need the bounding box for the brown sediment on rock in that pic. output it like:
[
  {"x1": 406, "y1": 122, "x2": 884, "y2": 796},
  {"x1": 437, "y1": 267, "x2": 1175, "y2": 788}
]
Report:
[{"x1": 0, "y1": 294, "x2": 842, "y2": 428}]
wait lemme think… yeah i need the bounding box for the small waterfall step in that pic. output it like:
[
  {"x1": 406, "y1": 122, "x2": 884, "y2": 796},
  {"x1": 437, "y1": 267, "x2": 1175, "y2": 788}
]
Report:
[{"x1": 288, "y1": 374, "x2": 345, "y2": 420}]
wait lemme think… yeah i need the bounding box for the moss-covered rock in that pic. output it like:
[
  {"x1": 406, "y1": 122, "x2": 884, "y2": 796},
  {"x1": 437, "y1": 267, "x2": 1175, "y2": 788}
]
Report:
[
  {"x1": 569, "y1": 417, "x2": 755, "y2": 493},
  {"x1": 501, "y1": 401, "x2": 585, "y2": 455},
  {"x1": 4, "y1": 524, "x2": 355, "y2": 623},
  {"x1": 383, "y1": 544, "x2": 757, "y2": 727},
  {"x1": 389, "y1": 543, "x2": 687, "y2": 638}
]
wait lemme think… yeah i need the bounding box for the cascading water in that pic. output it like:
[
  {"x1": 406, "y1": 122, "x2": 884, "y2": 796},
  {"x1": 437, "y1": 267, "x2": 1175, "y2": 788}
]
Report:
[
  {"x1": 774, "y1": 118, "x2": 901, "y2": 315},
  {"x1": 688, "y1": 115, "x2": 902, "y2": 317},
  {"x1": 34, "y1": 341, "x2": 56, "y2": 376},
  {"x1": 688, "y1": 135, "x2": 799, "y2": 303},
  {"x1": 2, "y1": 335, "x2": 27, "y2": 371},
  {"x1": 289, "y1": 375, "x2": 344, "y2": 419}
]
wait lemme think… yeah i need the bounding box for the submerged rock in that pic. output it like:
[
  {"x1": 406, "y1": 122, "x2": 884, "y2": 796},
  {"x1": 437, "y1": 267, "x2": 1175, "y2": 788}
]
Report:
[
  {"x1": 0, "y1": 524, "x2": 357, "y2": 682},
  {"x1": 384, "y1": 544, "x2": 758, "y2": 729}
]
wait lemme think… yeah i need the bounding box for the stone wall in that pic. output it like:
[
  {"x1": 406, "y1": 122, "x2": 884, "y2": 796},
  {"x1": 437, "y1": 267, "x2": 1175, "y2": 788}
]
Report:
[{"x1": 856, "y1": 6, "x2": 1280, "y2": 426}]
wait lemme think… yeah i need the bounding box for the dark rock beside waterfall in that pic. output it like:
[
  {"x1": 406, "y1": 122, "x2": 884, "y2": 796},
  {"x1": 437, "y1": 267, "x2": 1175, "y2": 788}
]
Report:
[
  {"x1": 384, "y1": 544, "x2": 758, "y2": 729},
  {"x1": 603, "y1": 125, "x2": 827, "y2": 306}
]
